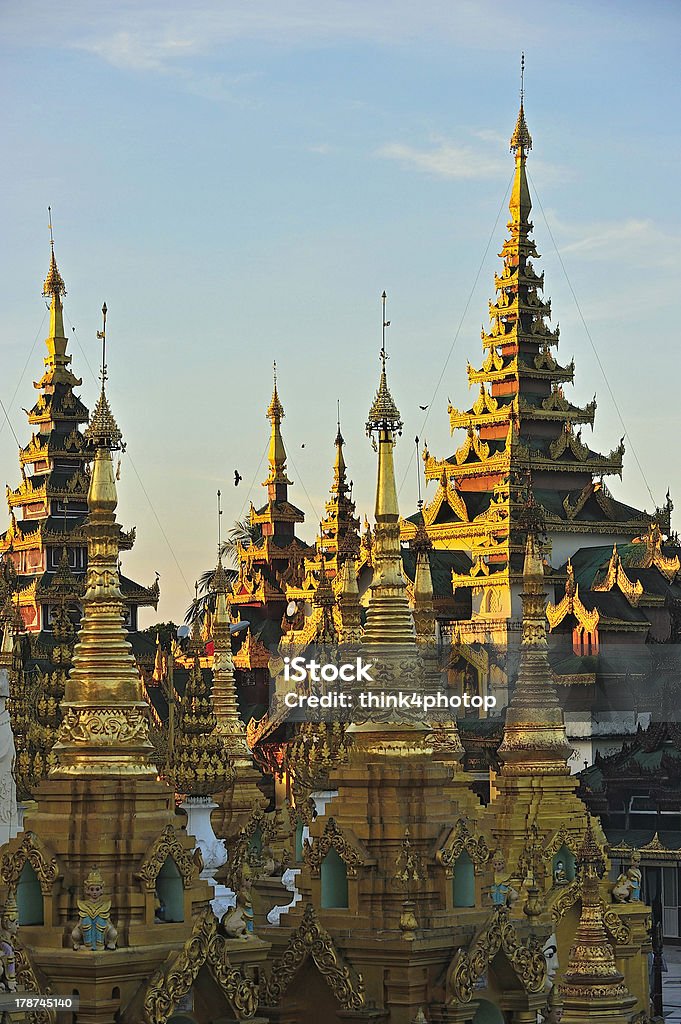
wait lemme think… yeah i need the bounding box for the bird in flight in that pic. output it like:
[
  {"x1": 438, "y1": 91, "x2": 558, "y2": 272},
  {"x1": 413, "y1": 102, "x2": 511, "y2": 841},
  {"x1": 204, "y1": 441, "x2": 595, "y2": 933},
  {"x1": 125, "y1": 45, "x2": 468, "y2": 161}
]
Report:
[
  {"x1": 234, "y1": 470, "x2": 243, "y2": 486},
  {"x1": 419, "y1": 404, "x2": 429, "y2": 411}
]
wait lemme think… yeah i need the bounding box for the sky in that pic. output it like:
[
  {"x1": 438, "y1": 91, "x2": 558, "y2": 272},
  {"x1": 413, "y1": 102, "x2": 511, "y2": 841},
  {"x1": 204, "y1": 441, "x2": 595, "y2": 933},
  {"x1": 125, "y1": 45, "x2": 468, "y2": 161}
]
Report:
[{"x1": 1, "y1": 0, "x2": 680, "y2": 626}]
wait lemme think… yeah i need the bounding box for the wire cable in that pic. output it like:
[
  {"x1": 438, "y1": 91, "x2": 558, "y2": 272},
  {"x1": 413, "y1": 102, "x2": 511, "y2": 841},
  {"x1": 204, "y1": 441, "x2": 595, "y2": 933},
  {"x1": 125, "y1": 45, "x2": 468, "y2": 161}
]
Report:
[
  {"x1": 528, "y1": 169, "x2": 658, "y2": 509},
  {"x1": 0, "y1": 309, "x2": 48, "y2": 446},
  {"x1": 397, "y1": 170, "x2": 515, "y2": 499}
]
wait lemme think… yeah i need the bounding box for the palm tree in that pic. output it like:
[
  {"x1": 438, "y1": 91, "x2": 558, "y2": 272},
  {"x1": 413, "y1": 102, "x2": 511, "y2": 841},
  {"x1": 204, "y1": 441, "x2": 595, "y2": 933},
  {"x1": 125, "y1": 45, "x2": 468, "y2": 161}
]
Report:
[{"x1": 184, "y1": 518, "x2": 262, "y2": 625}]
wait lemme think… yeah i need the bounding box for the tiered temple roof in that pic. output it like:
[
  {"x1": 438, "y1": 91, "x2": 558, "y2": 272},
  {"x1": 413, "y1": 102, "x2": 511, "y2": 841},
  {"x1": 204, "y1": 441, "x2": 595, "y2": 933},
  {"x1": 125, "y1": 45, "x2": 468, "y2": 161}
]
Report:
[
  {"x1": 0, "y1": 245, "x2": 158, "y2": 636},
  {"x1": 402, "y1": 98, "x2": 651, "y2": 594}
]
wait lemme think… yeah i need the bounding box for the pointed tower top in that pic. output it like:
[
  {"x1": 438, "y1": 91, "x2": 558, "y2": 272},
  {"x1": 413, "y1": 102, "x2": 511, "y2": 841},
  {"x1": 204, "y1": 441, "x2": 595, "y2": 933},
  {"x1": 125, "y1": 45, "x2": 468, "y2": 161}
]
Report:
[
  {"x1": 264, "y1": 361, "x2": 291, "y2": 487},
  {"x1": 510, "y1": 54, "x2": 532, "y2": 154},
  {"x1": 211, "y1": 555, "x2": 230, "y2": 595},
  {"x1": 84, "y1": 305, "x2": 123, "y2": 451},
  {"x1": 332, "y1": 403, "x2": 349, "y2": 497},
  {"x1": 43, "y1": 208, "x2": 66, "y2": 298},
  {"x1": 267, "y1": 360, "x2": 285, "y2": 421},
  {"x1": 366, "y1": 292, "x2": 402, "y2": 435}
]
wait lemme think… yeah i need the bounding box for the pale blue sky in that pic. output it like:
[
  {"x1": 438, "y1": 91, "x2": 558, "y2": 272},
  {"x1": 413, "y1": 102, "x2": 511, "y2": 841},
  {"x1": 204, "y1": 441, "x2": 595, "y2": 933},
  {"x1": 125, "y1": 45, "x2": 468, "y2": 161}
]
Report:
[{"x1": 1, "y1": 0, "x2": 679, "y2": 623}]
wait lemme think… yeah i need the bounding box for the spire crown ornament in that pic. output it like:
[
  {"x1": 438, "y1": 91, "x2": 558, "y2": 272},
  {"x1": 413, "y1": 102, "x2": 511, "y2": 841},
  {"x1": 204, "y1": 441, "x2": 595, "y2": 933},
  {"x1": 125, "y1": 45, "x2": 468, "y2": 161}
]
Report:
[{"x1": 510, "y1": 54, "x2": 532, "y2": 154}]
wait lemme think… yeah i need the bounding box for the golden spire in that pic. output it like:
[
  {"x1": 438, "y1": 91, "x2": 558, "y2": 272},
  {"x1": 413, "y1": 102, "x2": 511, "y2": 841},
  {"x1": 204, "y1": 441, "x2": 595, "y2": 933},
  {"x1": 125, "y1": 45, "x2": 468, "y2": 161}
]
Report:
[
  {"x1": 360, "y1": 293, "x2": 425, "y2": 711},
  {"x1": 332, "y1": 404, "x2": 349, "y2": 498},
  {"x1": 51, "y1": 308, "x2": 155, "y2": 777},
  {"x1": 38, "y1": 209, "x2": 81, "y2": 389},
  {"x1": 496, "y1": 529, "x2": 572, "y2": 775},
  {"x1": 210, "y1": 557, "x2": 251, "y2": 764},
  {"x1": 558, "y1": 820, "x2": 635, "y2": 1015},
  {"x1": 264, "y1": 360, "x2": 292, "y2": 487},
  {"x1": 508, "y1": 54, "x2": 533, "y2": 232}
]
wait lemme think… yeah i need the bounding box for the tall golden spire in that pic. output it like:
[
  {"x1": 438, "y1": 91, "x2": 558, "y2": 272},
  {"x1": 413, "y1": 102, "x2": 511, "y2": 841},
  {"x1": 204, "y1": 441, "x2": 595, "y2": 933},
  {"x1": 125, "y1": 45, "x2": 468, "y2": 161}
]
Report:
[
  {"x1": 332, "y1": 407, "x2": 349, "y2": 499},
  {"x1": 264, "y1": 361, "x2": 291, "y2": 488},
  {"x1": 51, "y1": 306, "x2": 155, "y2": 777},
  {"x1": 496, "y1": 528, "x2": 572, "y2": 775},
  {"x1": 38, "y1": 210, "x2": 81, "y2": 389},
  {"x1": 361, "y1": 293, "x2": 424, "y2": 702},
  {"x1": 508, "y1": 54, "x2": 533, "y2": 235}
]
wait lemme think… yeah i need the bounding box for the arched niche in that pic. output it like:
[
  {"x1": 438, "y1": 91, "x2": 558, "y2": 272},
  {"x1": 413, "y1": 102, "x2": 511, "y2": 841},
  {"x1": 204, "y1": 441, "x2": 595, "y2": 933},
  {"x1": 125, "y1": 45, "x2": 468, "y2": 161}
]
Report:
[
  {"x1": 453, "y1": 850, "x2": 475, "y2": 907},
  {"x1": 17, "y1": 861, "x2": 43, "y2": 925},
  {"x1": 321, "y1": 848, "x2": 348, "y2": 909},
  {"x1": 553, "y1": 844, "x2": 575, "y2": 885},
  {"x1": 156, "y1": 857, "x2": 184, "y2": 922},
  {"x1": 472, "y1": 999, "x2": 504, "y2": 1023}
]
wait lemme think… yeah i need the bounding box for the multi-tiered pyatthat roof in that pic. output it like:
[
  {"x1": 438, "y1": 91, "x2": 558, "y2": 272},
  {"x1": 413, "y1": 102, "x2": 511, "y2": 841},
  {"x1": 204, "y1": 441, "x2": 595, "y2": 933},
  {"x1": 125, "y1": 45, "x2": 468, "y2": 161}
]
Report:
[
  {"x1": 404, "y1": 96, "x2": 651, "y2": 590},
  {"x1": 0, "y1": 245, "x2": 158, "y2": 636}
]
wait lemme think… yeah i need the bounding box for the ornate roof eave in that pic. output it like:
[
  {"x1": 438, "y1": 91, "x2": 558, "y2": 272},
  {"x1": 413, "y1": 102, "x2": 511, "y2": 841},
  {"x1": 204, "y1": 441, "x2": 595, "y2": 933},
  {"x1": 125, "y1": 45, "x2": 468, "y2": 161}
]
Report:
[
  {"x1": 249, "y1": 501, "x2": 306, "y2": 527},
  {"x1": 481, "y1": 324, "x2": 559, "y2": 349},
  {"x1": 467, "y1": 360, "x2": 575, "y2": 386}
]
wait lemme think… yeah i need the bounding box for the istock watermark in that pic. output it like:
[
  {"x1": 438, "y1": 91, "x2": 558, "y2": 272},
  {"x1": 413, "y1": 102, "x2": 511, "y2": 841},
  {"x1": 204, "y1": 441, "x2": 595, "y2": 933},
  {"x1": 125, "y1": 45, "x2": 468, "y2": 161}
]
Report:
[{"x1": 273, "y1": 648, "x2": 497, "y2": 723}]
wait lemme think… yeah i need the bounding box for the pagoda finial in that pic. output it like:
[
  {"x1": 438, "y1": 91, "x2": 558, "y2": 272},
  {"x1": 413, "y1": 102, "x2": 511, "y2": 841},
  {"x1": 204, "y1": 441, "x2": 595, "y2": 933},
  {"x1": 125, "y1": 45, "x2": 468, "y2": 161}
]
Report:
[
  {"x1": 510, "y1": 54, "x2": 532, "y2": 154},
  {"x1": 264, "y1": 361, "x2": 290, "y2": 487},
  {"x1": 43, "y1": 207, "x2": 66, "y2": 300},
  {"x1": 332, "y1": 402, "x2": 348, "y2": 497},
  {"x1": 84, "y1": 304, "x2": 123, "y2": 452},
  {"x1": 38, "y1": 208, "x2": 82, "y2": 391},
  {"x1": 366, "y1": 291, "x2": 403, "y2": 439}
]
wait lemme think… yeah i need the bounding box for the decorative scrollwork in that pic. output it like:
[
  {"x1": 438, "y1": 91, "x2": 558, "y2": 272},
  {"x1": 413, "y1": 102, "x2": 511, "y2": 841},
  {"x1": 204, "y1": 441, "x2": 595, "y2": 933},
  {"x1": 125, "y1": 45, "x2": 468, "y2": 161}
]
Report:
[
  {"x1": 136, "y1": 825, "x2": 197, "y2": 890},
  {"x1": 259, "y1": 903, "x2": 364, "y2": 1011},
  {"x1": 549, "y1": 876, "x2": 631, "y2": 944},
  {"x1": 142, "y1": 908, "x2": 258, "y2": 1023},
  {"x1": 436, "y1": 819, "x2": 491, "y2": 876},
  {"x1": 303, "y1": 817, "x2": 365, "y2": 877},
  {"x1": 14, "y1": 945, "x2": 56, "y2": 1024},
  {"x1": 447, "y1": 907, "x2": 546, "y2": 1003},
  {"x1": 0, "y1": 831, "x2": 59, "y2": 894},
  {"x1": 58, "y1": 706, "x2": 149, "y2": 745}
]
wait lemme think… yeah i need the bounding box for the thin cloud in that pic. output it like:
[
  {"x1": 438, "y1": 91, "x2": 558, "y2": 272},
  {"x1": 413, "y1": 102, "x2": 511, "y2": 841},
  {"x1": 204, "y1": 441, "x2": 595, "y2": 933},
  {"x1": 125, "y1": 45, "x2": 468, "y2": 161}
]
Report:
[{"x1": 377, "y1": 140, "x2": 505, "y2": 180}]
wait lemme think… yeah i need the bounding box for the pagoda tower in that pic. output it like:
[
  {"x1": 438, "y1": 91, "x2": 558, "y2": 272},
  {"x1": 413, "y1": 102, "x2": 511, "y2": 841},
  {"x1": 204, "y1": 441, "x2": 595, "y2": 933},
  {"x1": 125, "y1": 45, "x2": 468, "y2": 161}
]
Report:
[
  {"x1": 266, "y1": 322, "x2": 552, "y2": 1024},
  {"x1": 233, "y1": 366, "x2": 314, "y2": 613},
  {"x1": 477, "y1": 525, "x2": 651, "y2": 1014},
  {"x1": 402, "y1": 87, "x2": 651, "y2": 648},
  {"x1": 0, "y1": 244, "x2": 158, "y2": 636},
  {"x1": 0, "y1": 340, "x2": 268, "y2": 1023}
]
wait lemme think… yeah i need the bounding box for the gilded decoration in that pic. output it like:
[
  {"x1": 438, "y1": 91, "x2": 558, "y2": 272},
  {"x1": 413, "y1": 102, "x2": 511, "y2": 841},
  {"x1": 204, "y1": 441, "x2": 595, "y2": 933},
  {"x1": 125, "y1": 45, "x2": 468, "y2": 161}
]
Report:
[
  {"x1": 136, "y1": 824, "x2": 198, "y2": 890},
  {"x1": 14, "y1": 946, "x2": 55, "y2": 1024},
  {"x1": 0, "y1": 831, "x2": 59, "y2": 894},
  {"x1": 627, "y1": 522, "x2": 680, "y2": 581},
  {"x1": 259, "y1": 903, "x2": 364, "y2": 1011},
  {"x1": 303, "y1": 816, "x2": 365, "y2": 877},
  {"x1": 447, "y1": 906, "x2": 546, "y2": 1003},
  {"x1": 592, "y1": 545, "x2": 644, "y2": 605},
  {"x1": 436, "y1": 819, "x2": 491, "y2": 877},
  {"x1": 57, "y1": 706, "x2": 149, "y2": 746},
  {"x1": 454, "y1": 425, "x2": 491, "y2": 466},
  {"x1": 142, "y1": 908, "x2": 259, "y2": 1024},
  {"x1": 548, "y1": 875, "x2": 631, "y2": 945}
]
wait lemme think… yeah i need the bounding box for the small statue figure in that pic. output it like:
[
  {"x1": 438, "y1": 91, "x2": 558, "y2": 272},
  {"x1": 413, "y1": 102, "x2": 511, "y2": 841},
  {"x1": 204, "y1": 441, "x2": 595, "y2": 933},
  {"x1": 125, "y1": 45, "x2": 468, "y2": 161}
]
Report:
[
  {"x1": 553, "y1": 860, "x2": 569, "y2": 887},
  {"x1": 220, "y1": 900, "x2": 249, "y2": 939},
  {"x1": 0, "y1": 894, "x2": 18, "y2": 992},
  {"x1": 627, "y1": 851, "x2": 642, "y2": 901},
  {"x1": 489, "y1": 850, "x2": 517, "y2": 908},
  {"x1": 540, "y1": 984, "x2": 563, "y2": 1023},
  {"x1": 72, "y1": 868, "x2": 118, "y2": 951},
  {"x1": 611, "y1": 871, "x2": 634, "y2": 903},
  {"x1": 220, "y1": 885, "x2": 255, "y2": 940}
]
